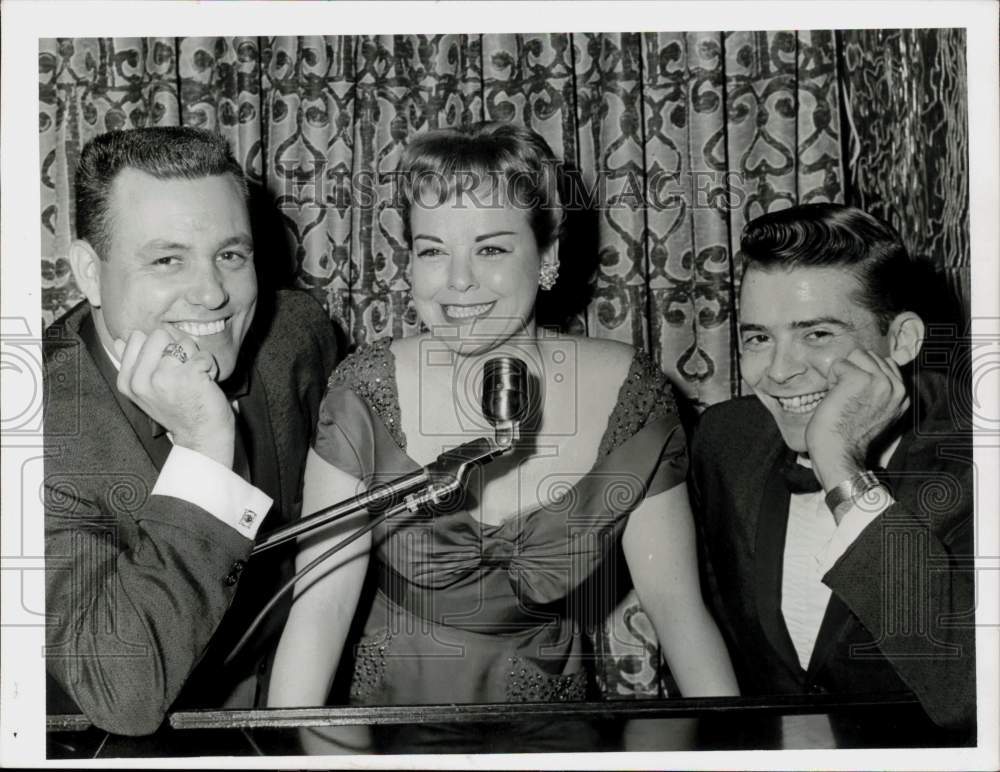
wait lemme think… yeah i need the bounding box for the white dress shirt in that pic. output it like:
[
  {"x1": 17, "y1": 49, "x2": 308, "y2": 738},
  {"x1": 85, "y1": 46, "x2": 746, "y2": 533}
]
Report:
[{"x1": 780, "y1": 446, "x2": 898, "y2": 670}]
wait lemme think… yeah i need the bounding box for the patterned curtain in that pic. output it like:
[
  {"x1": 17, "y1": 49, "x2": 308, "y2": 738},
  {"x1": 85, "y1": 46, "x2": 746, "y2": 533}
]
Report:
[
  {"x1": 839, "y1": 28, "x2": 970, "y2": 309},
  {"x1": 38, "y1": 30, "x2": 968, "y2": 699}
]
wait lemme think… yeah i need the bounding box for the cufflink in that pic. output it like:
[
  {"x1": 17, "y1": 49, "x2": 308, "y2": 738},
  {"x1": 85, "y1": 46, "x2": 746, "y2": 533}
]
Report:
[{"x1": 238, "y1": 509, "x2": 257, "y2": 531}]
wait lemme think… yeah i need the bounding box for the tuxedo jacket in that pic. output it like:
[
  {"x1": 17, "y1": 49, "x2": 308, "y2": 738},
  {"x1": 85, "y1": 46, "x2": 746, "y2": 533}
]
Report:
[
  {"x1": 690, "y1": 371, "x2": 975, "y2": 733},
  {"x1": 44, "y1": 289, "x2": 339, "y2": 735}
]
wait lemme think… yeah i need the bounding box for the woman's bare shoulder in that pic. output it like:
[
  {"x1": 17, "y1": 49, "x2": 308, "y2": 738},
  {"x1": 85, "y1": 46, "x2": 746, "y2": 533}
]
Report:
[{"x1": 538, "y1": 335, "x2": 639, "y2": 408}]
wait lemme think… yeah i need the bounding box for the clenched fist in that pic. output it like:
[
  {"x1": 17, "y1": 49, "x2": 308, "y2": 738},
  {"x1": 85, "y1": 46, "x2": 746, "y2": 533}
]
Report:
[{"x1": 114, "y1": 328, "x2": 236, "y2": 469}]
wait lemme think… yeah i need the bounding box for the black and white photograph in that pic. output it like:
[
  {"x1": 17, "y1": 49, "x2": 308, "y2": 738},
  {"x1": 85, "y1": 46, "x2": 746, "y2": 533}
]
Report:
[{"x1": 1, "y1": 1, "x2": 998, "y2": 769}]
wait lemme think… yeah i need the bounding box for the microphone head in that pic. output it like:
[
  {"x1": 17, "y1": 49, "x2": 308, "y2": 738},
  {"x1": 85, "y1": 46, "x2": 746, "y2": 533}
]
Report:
[{"x1": 481, "y1": 356, "x2": 529, "y2": 427}]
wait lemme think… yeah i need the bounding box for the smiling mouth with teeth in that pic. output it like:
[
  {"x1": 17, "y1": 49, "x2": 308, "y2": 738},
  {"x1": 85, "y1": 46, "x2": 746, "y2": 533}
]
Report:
[
  {"x1": 171, "y1": 318, "x2": 229, "y2": 337},
  {"x1": 775, "y1": 390, "x2": 828, "y2": 414},
  {"x1": 442, "y1": 302, "x2": 496, "y2": 321}
]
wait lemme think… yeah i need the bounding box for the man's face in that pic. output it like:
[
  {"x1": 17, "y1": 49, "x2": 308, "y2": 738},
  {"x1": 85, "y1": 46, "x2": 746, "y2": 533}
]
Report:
[
  {"x1": 91, "y1": 169, "x2": 257, "y2": 381},
  {"x1": 738, "y1": 265, "x2": 894, "y2": 454}
]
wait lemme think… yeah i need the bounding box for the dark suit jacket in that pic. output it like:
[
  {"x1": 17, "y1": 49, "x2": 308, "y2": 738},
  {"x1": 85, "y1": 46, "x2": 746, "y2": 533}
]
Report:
[
  {"x1": 44, "y1": 289, "x2": 339, "y2": 735},
  {"x1": 690, "y1": 371, "x2": 975, "y2": 733}
]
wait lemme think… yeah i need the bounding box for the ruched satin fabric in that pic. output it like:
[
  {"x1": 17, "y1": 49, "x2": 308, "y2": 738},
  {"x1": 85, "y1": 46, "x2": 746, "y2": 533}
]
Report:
[{"x1": 312, "y1": 345, "x2": 686, "y2": 705}]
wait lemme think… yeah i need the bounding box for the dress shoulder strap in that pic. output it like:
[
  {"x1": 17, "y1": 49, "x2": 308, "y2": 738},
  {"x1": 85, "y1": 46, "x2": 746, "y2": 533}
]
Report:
[
  {"x1": 596, "y1": 348, "x2": 678, "y2": 462},
  {"x1": 327, "y1": 336, "x2": 407, "y2": 451}
]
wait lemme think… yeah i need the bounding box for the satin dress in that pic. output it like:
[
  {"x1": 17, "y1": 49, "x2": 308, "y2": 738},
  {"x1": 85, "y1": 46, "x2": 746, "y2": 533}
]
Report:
[{"x1": 312, "y1": 338, "x2": 687, "y2": 705}]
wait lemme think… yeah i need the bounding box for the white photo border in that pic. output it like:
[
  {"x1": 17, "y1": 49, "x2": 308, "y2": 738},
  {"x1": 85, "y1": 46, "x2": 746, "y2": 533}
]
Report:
[{"x1": 2, "y1": 1, "x2": 997, "y2": 769}]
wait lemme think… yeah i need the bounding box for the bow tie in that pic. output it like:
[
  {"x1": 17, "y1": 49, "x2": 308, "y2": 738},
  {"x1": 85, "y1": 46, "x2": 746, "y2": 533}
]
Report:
[
  {"x1": 779, "y1": 455, "x2": 893, "y2": 496},
  {"x1": 779, "y1": 456, "x2": 823, "y2": 494}
]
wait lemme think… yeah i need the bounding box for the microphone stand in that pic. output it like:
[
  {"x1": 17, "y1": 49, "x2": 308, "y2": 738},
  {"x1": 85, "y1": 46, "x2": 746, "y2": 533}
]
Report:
[
  {"x1": 223, "y1": 421, "x2": 520, "y2": 667},
  {"x1": 224, "y1": 355, "x2": 528, "y2": 667},
  {"x1": 251, "y1": 420, "x2": 519, "y2": 556}
]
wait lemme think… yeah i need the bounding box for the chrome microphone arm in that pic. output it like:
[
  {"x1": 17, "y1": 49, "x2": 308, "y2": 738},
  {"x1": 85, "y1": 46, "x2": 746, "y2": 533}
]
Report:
[
  {"x1": 250, "y1": 431, "x2": 516, "y2": 556},
  {"x1": 416, "y1": 433, "x2": 514, "y2": 502},
  {"x1": 252, "y1": 354, "x2": 527, "y2": 557},
  {"x1": 226, "y1": 356, "x2": 530, "y2": 667}
]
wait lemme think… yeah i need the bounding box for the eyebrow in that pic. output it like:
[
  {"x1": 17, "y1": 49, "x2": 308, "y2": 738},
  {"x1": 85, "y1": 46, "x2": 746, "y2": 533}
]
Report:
[
  {"x1": 140, "y1": 239, "x2": 190, "y2": 252},
  {"x1": 474, "y1": 231, "x2": 516, "y2": 242},
  {"x1": 412, "y1": 231, "x2": 517, "y2": 243},
  {"x1": 739, "y1": 317, "x2": 853, "y2": 334},
  {"x1": 216, "y1": 234, "x2": 253, "y2": 250},
  {"x1": 139, "y1": 234, "x2": 253, "y2": 253}
]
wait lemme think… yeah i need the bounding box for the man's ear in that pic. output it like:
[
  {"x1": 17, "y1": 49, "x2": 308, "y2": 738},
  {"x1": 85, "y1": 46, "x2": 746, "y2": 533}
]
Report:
[
  {"x1": 887, "y1": 311, "x2": 925, "y2": 366},
  {"x1": 67, "y1": 240, "x2": 103, "y2": 307}
]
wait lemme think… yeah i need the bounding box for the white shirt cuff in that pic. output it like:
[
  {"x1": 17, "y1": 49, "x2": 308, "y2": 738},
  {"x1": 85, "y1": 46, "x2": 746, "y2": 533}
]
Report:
[
  {"x1": 817, "y1": 486, "x2": 895, "y2": 575},
  {"x1": 151, "y1": 445, "x2": 273, "y2": 540}
]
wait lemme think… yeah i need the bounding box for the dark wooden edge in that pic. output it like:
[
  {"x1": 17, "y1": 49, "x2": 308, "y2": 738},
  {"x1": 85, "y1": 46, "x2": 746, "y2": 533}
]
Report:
[
  {"x1": 167, "y1": 692, "x2": 918, "y2": 730},
  {"x1": 47, "y1": 714, "x2": 95, "y2": 732},
  {"x1": 47, "y1": 692, "x2": 920, "y2": 733}
]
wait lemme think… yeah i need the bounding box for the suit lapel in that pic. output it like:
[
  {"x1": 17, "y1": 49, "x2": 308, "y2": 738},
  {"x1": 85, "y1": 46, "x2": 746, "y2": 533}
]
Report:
[
  {"x1": 80, "y1": 312, "x2": 290, "y2": 528},
  {"x1": 806, "y1": 421, "x2": 917, "y2": 677},
  {"x1": 237, "y1": 364, "x2": 282, "y2": 527},
  {"x1": 79, "y1": 314, "x2": 173, "y2": 470},
  {"x1": 806, "y1": 594, "x2": 853, "y2": 676},
  {"x1": 754, "y1": 448, "x2": 805, "y2": 681}
]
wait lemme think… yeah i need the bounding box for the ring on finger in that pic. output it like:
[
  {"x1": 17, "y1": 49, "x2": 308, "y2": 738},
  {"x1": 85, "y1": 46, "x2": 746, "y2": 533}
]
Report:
[{"x1": 162, "y1": 342, "x2": 189, "y2": 364}]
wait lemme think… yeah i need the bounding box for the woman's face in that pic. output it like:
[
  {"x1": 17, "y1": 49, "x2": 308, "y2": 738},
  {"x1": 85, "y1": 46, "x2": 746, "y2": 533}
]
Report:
[{"x1": 409, "y1": 185, "x2": 554, "y2": 356}]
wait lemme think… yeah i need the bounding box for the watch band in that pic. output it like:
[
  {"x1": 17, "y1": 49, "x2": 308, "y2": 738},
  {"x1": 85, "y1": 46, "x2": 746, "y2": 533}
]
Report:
[{"x1": 824, "y1": 470, "x2": 882, "y2": 524}]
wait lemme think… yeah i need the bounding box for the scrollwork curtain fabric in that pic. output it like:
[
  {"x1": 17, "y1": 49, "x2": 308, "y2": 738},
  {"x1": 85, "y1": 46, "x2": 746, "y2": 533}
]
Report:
[{"x1": 38, "y1": 30, "x2": 968, "y2": 699}]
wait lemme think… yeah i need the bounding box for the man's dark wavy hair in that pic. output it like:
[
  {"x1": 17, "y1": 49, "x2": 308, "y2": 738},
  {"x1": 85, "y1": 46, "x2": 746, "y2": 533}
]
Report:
[
  {"x1": 740, "y1": 203, "x2": 922, "y2": 333},
  {"x1": 75, "y1": 126, "x2": 247, "y2": 260}
]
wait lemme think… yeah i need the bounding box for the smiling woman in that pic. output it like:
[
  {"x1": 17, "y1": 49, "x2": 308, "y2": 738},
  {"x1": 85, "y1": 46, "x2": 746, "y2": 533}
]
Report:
[
  {"x1": 266, "y1": 122, "x2": 740, "y2": 714},
  {"x1": 403, "y1": 123, "x2": 561, "y2": 357}
]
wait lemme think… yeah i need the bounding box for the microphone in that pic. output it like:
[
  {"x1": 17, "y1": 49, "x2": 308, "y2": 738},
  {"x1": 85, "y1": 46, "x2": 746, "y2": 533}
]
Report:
[
  {"x1": 250, "y1": 355, "x2": 530, "y2": 556},
  {"x1": 482, "y1": 355, "x2": 529, "y2": 447}
]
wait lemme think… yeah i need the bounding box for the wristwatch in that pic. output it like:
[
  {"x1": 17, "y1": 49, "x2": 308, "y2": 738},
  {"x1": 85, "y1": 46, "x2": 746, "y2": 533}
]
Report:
[{"x1": 824, "y1": 470, "x2": 883, "y2": 524}]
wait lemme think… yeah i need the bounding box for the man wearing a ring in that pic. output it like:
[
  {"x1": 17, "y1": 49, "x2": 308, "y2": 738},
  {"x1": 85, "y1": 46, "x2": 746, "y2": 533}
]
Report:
[{"x1": 43, "y1": 127, "x2": 340, "y2": 735}]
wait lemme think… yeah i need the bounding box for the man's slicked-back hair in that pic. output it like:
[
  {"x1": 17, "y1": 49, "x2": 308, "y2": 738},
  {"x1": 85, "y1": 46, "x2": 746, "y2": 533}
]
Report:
[
  {"x1": 75, "y1": 126, "x2": 247, "y2": 260},
  {"x1": 396, "y1": 121, "x2": 564, "y2": 252},
  {"x1": 740, "y1": 203, "x2": 921, "y2": 332}
]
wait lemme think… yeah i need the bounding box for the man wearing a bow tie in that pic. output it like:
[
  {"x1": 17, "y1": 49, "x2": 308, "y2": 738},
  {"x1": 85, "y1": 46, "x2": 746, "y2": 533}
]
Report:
[
  {"x1": 44, "y1": 127, "x2": 339, "y2": 735},
  {"x1": 690, "y1": 203, "x2": 975, "y2": 735}
]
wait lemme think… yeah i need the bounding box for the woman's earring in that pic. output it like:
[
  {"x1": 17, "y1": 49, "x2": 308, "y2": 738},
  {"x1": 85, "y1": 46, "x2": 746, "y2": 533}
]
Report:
[{"x1": 538, "y1": 261, "x2": 559, "y2": 291}]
